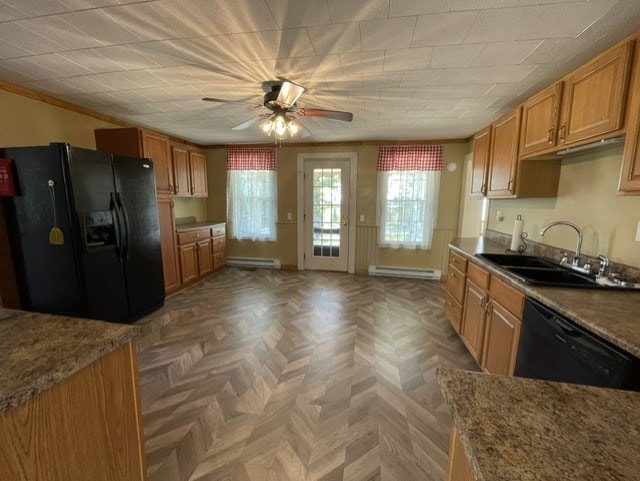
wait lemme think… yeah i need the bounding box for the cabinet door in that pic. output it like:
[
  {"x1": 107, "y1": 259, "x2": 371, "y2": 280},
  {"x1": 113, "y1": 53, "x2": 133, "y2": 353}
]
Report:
[
  {"x1": 461, "y1": 280, "x2": 488, "y2": 363},
  {"x1": 157, "y1": 197, "x2": 180, "y2": 294},
  {"x1": 172, "y1": 146, "x2": 191, "y2": 196},
  {"x1": 559, "y1": 41, "x2": 633, "y2": 146},
  {"x1": 189, "y1": 151, "x2": 208, "y2": 197},
  {"x1": 487, "y1": 109, "x2": 520, "y2": 198},
  {"x1": 445, "y1": 292, "x2": 464, "y2": 334},
  {"x1": 446, "y1": 428, "x2": 476, "y2": 481},
  {"x1": 619, "y1": 42, "x2": 640, "y2": 193},
  {"x1": 141, "y1": 130, "x2": 172, "y2": 195},
  {"x1": 481, "y1": 301, "x2": 521, "y2": 376},
  {"x1": 471, "y1": 127, "x2": 490, "y2": 197},
  {"x1": 519, "y1": 83, "x2": 562, "y2": 156},
  {"x1": 197, "y1": 238, "x2": 213, "y2": 276},
  {"x1": 179, "y1": 244, "x2": 198, "y2": 284}
]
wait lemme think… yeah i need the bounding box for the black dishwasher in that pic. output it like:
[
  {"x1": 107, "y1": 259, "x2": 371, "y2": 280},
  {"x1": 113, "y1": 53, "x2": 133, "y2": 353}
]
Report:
[{"x1": 514, "y1": 298, "x2": 640, "y2": 391}]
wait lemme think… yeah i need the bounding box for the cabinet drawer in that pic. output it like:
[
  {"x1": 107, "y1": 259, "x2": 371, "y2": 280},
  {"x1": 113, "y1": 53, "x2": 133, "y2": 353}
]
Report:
[
  {"x1": 490, "y1": 276, "x2": 524, "y2": 317},
  {"x1": 213, "y1": 252, "x2": 226, "y2": 270},
  {"x1": 212, "y1": 236, "x2": 226, "y2": 253},
  {"x1": 446, "y1": 264, "x2": 466, "y2": 302},
  {"x1": 211, "y1": 224, "x2": 226, "y2": 237},
  {"x1": 445, "y1": 292, "x2": 463, "y2": 334},
  {"x1": 467, "y1": 262, "x2": 490, "y2": 290},
  {"x1": 448, "y1": 250, "x2": 467, "y2": 272},
  {"x1": 177, "y1": 229, "x2": 210, "y2": 245}
]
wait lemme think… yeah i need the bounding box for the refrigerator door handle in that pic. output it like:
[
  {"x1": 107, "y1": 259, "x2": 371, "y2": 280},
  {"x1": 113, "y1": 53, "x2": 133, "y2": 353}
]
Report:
[
  {"x1": 116, "y1": 192, "x2": 131, "y2": 262},
  {"x1": 110, "y1": 192, "x2": 124, "y2": 262}
]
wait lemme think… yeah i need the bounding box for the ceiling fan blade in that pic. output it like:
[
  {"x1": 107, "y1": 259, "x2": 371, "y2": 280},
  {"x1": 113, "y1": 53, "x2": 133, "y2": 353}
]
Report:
[
  {"x1": 300, "y1": 124, "x2": 312, "y2": 138},
  {"x1": 298, "y1": 108, "x2": 353, "y2": 122},
  {"x1": 276, "y1": 81, "x2": 305, "y2": 108},
  {"x1": 202, "y1": 97, "x2": 262, "y2": 108},
  {"x1": 231, "y1": 113, "x2": 271, "y2": 130}
]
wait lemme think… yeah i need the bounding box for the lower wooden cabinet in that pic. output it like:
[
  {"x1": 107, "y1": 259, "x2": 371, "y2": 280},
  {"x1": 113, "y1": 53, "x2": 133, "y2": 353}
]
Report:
[
  {"x1": 0, "y1": 341, "x2": 146, "y2": 481},
  {"x1": 482, "y1": 301, "x2": 522, "y2": 376},
  {"x1": 157, "y1": 196, "x2": 181, "y2": 294},
  {"x1": 445, "y1": 250, "x2": 467, "y2": 333},
  {"x1": 446, "y1": 427, "x2": 476, "y2": 481},
  {"x1": 211, "y1": 223, "x2": 227, "y2": 271},
  {"x1": 460, "y1": 262, "x2": 490, "y2": 363},
  {"x1": 177, "y1": 228, "x2": 213, "y2": 284},
  {"x1": 446, "y1": 249, "x2": 525, "y2": 376}
]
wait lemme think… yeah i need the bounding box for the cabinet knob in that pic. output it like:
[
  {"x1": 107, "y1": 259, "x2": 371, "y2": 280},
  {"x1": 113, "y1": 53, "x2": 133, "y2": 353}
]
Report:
[
  {"x1": 507, "y1": 179, "x2": 513, "y2": 193},
  {"x1": 481, "y1": 183, "x2": 486, "y2": 195},
  {"x1": 547, "y1": 128, "x2": 554, "y2": 144}
]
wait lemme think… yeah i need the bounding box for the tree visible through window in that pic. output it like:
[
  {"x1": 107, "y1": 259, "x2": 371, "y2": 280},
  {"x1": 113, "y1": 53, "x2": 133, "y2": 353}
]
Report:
[
  {"x1": 377, "y1": 145, "x2": 443, "y2": 249},
  {"x1": 227, "y1": 148, "x2": 277, "y2": 241}
]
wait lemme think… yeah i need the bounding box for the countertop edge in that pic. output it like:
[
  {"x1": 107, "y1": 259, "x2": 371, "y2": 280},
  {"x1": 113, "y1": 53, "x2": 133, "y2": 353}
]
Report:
[
  {"x1": 0, "y1": 314, "x2": 140, "y2": 413},
  {"x1": 175, "y1": 221, "x2": 225, "y2": 233},
  {"x1": 437, "y1": 367, "x2": 640, "y2": 481}
]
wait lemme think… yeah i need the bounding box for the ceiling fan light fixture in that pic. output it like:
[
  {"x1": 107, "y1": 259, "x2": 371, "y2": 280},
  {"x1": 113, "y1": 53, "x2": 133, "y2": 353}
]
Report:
[{"x1": 260, "y1": 113, "x2": 302, "y2": 140}]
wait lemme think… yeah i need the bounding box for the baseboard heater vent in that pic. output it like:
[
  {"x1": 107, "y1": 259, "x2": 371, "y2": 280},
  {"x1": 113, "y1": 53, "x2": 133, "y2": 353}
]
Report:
[
  {"x1": 368, "y1": 265, "x2": 441, "y2": 280},
  {"x1": 227, "y1": 257, "x2": 281, "y2": 269}
]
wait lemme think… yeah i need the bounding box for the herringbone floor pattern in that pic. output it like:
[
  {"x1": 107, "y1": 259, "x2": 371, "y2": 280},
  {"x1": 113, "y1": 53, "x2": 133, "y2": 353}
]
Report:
[{"x1": 136, "y1": 268, "x2": 478, "y2": 481}]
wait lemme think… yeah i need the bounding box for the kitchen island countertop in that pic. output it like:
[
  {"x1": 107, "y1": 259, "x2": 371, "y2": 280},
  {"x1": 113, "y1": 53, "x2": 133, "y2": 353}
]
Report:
[
  {"x1": 438, "y1": 367, "x2": 640, "y2": 481},
  {"x1": 0, "y1": 308, "x2": 139, "y2": 413},
  {"x1": 449, "y1": 237, "x2": 640, "y2": 357}
]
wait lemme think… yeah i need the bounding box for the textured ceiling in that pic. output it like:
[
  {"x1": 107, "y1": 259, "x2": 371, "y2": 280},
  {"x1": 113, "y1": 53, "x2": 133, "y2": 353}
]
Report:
[{"x1": 1, "y1": 0, "x2": 640, "y2": 144}]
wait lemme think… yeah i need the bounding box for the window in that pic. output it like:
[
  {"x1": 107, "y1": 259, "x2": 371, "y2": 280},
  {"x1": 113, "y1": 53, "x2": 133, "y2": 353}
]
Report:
[
  {"x1": 377, "y1": 145, "x2": 443, "y2": 249},
  {"x1": 227, "y1": 147, "x2": 277, "y2": 241}
]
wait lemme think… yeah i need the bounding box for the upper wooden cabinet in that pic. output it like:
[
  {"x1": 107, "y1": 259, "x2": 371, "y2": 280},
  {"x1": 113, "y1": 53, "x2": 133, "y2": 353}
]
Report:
[
  {"x1": 619, "y1": 40, "x2": 640, "y2": 193},
  {"x1": 171, "y1": 146, "x2": 191, "y2": 196},
  {"x1": 172, "y1": 147, "x2": 208, "y2": 198},
  {"x1": 487, "y1": 109, "x2": 521, "y2": 198},
  {"x1": 471, "y1": 126, "x2": 490, "y2": 197},
  {"x1": 559, "y1": 41, "x2": 633, "y2": 147},
  {"x1": 95, "y1": 127, "x2": 173, "y2": 195},
  {"x1": 189, "y1": 151, "x2": 208, "y2": 197},
  {"x1": 519, "y1": 83, "x2": 563, "y2": 156}
]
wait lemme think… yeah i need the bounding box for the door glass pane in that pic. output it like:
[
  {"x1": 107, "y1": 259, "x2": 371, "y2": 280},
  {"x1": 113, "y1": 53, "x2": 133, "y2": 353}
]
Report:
[{"x1": 312, "y1": 168, "x2": 341, "y2": 258}]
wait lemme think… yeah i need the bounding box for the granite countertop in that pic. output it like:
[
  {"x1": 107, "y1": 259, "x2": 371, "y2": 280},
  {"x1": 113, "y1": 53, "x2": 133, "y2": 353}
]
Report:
[
  {"x1": 438, "y1": 368, "x2": 640, "y2": 481},
  {"x1": 0, "y1": 308, "x2": 139, "y2": 413},
  {"x1": 449, "y1": 237, "x2": 640, "y2": 357}
]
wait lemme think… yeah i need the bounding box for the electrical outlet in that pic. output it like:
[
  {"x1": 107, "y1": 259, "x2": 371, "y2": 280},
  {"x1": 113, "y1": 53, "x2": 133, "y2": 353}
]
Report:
[
  {"x1": 635, "y1": 221, "x2": 640, "y2": 242},
  {"x1": 496, "y1": 210, "x2": 504, "y2": 222},
  {"x1": 287, "y1": 212, "x2": 292, "y2": 220},
  {"x1": 359, "y1": 214, "x2": 365, "y2": 222}
]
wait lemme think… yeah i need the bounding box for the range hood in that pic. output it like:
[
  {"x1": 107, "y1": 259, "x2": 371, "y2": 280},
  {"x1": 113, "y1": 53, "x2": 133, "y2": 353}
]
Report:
[{"x1": 555, "y1": 136, "x2": 624, "y2": 156}]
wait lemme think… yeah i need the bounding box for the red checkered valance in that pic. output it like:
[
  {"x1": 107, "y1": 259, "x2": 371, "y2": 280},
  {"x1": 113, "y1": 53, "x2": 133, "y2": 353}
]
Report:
[
  {"x1": 376, "y1": 145, "x2": 443, "y2": 171},
  {"x1": 227, "y1": 147, "x2": 276, "y2": 170}
]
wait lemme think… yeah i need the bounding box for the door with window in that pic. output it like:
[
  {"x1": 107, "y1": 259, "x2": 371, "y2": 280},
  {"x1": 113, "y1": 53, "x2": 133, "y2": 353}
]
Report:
[{"x1": 303, "y1": 159, "x2": 350, "y2": 271}]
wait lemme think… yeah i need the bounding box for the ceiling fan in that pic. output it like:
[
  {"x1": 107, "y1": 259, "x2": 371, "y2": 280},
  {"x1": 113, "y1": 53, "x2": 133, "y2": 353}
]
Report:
[{"x1": 202, "y1": 80, "x2": 353, "y2": 140}]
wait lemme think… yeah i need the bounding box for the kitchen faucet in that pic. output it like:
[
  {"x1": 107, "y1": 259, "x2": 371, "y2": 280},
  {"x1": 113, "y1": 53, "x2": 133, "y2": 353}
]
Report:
[{"x1": 539, "y1": 221, "x2": 591, "y2": 274}]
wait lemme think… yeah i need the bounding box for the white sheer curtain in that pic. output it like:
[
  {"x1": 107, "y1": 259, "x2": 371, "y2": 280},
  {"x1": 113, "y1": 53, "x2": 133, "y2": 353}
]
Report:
[
  {"x1": 227, "y1": 170, "x2": 277, "y2": 241},
  {"x1": 377, "y1": 170, "x2": 440, "y2": 249},
  {"x1": 375, "y1": 145, "x2": 443, "y2": 250}
]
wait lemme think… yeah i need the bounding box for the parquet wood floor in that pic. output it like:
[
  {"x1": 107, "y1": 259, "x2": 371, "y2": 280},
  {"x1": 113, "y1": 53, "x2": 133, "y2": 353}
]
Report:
[{"x1": 136, "y1": 268, "x2": 478, "y2": 481}]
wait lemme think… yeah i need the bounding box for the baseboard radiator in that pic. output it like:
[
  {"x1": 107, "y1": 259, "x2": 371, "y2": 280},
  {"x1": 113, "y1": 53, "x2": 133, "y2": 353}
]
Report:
[
  {"x1": 227, "y1": 257, "x2": 281, "y2": 269},
  {"x1": 368, "y1": 265, "x2": 441, "y2": 280}
]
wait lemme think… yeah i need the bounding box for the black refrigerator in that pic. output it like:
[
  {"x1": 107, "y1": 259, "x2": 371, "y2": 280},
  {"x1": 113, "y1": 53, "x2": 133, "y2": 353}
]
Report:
[{"x1": 1, "y1": 143, "x2": 164, "y2": 323}]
